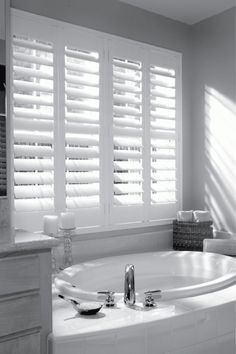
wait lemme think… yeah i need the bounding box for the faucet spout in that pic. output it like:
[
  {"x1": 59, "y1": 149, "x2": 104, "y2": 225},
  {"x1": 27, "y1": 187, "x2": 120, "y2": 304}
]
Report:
[{"x1": 124, "y1": 264, "x2": 135, "y2": 305}]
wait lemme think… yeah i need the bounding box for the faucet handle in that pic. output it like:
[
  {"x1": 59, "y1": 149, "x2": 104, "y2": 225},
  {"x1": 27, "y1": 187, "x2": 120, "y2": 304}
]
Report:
[
  {"x1": 97, "y1": 290, "x2": 115, "y2": 307},
  {"x1": 144, "y1": 289, "x2": 162, "y2": 296},
  {"x1": 144, "y1": 289, "x2": 162, "y2": 307}
]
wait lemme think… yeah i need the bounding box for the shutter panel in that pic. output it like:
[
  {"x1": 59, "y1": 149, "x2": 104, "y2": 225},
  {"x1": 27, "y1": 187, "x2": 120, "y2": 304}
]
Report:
[
  {"x1": 110, "y1": 47, "x2": 144, "y2": 224},
  {"x1": 149, "y1": 59, "x2": 179, "y2": 220},
  {"x1": 64, "y1": 45, "x2": 101, "y2": 225},
  {"x1": 12, "y1": 35, "x2": 54, "y2": 212},
  {"x1": 0, "y1": 116, "x2": 6, "y2": 197},
  {"x1": 113, "y1": 57, "x2": 143, "y2": 206}
]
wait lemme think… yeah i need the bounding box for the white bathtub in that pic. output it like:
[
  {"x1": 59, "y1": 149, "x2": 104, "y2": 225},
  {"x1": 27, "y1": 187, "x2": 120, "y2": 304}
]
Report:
[{"x1": 50, "y1": 251, "x2": 236, "y2": 354}]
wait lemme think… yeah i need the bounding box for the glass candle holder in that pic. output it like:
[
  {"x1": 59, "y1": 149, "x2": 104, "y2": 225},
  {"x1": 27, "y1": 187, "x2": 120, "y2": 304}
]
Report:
[
  {"x1": 43, "y1": 231, "x2": 60, "y2": 275},
  {"x1": 60, "y1": 227, "x2": 75, "y2": 268},
  {"x1": 51, "y1": 238, "x2": 61, "y2": 274}
]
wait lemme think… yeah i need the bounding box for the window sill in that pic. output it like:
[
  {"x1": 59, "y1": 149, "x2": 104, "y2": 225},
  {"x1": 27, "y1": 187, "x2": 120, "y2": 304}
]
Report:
[{"x1": 69, "y1": 219, "x2": 173, "y2": 242}]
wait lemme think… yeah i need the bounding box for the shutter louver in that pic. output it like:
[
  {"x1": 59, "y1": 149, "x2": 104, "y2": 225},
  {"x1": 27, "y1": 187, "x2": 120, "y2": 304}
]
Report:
[
  {"x1": 12, "y1": 35, "x2": 54, "y2": 211},
  {"x1": 150, "y1": 65, "x2": 177, "y2": 204},
  {"x1": 65, "y1": 46, "x2": 100, "y2": 209},
  {"x1": 112, "y1": 57, "x2": 143, "y2": 206}
]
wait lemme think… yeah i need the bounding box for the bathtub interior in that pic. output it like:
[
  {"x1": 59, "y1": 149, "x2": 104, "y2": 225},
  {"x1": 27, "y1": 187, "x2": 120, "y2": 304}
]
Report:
[{"x1": 56, "y1": 251, "x2": 236, "y2": 298}]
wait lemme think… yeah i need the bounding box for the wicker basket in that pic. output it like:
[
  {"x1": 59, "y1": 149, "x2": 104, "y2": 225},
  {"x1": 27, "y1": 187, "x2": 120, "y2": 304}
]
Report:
[{"x1": 173, "y1": 220, "x2": 213, "y2": 251}]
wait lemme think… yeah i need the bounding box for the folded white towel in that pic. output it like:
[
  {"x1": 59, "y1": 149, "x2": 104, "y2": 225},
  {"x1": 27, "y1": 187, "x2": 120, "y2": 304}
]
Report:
[
  {"x1": 193, "y1": 210, "x2": 212, "y2": 222},
  {"x1": 177, "y1": 210, "x2": 193, "y2": 222},
  {"x1": 203, "y1": 239, "x2": 236, "y2": 256}
]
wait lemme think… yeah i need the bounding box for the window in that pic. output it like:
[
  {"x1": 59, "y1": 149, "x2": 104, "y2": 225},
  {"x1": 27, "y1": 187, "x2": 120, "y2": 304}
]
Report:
[{"x1": 11, "y1": 10, "x2": 182, "y2": 231}]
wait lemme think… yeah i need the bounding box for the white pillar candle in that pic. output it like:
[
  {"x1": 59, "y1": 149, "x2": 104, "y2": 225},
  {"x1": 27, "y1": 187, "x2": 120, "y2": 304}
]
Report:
[
  {"x1": 60, "y1": 212, "x2": 75, "y2": 230},
  {"x1": 43, "y1": 215, "x2": 59, "y2": 235}
]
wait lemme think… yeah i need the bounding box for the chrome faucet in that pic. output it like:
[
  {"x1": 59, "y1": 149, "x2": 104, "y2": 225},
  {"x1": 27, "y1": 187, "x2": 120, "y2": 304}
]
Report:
[{"x1": 124, "y1": 264, "x2": 136, "y2": 305}]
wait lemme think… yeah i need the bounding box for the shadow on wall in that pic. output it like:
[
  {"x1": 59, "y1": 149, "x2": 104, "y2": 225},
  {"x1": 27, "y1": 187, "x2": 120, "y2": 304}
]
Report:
[{"x1": 204, "y1": 86, "x2": 236, "y2": 233}]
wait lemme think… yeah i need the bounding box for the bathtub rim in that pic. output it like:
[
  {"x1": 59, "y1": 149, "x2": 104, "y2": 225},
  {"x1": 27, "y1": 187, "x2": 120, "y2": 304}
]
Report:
[{"x1": 54, "y1": 250, "x2": 236, "y2": 303}]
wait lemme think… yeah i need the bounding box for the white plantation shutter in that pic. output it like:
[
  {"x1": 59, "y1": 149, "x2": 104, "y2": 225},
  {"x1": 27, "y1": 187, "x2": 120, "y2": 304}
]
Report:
[
  {"x1": 149, "y1": 53, "x2": 181, "y2": 220},
  {"x1": 64, "y1": 42, "x2": 103, "y2": 227},
  {"x1": 0, "y1": 116, "x2": 6, "y2": 197},
  {"x1": 11, "y1": 10, "x2": 182, "y2": 231},
  {"x1": 12, "y1": 34, "x2": 55, "y2": 216},
  {"x1": 110, "y1": 44, "x2": 145, "y2": 224}
]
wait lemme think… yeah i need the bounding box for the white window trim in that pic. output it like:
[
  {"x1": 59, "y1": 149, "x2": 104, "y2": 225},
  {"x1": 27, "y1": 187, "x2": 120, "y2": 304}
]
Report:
[{"x1": 10, "y1": 9, "x2": 183, "y2": 232}]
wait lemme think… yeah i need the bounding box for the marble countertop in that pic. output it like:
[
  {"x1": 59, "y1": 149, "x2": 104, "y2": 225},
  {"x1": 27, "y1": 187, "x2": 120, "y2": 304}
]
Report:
[{"x1": 0, "y1": 227, "x2": 59, "y2": 255}]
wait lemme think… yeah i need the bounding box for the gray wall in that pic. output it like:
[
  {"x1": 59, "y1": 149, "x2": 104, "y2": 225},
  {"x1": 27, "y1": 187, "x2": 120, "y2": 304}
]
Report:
[
  {"x1": 11, "y1": 0, "x2": 193, "y2": 211},
  {"x1": 191, "y1": 8, "x2": 236, "y2": 233}
]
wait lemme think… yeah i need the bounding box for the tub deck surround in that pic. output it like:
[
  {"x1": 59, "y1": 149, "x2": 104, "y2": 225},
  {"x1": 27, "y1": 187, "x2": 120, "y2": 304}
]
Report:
[
  {"x1": 50, "y1": 285, "x2": 236, "y2": 353},
  {"x1": 51, "y1": 288, "x2": 185, "y2": 337},
  {"x1": 0, "y1": 228, "x2": 57, "y2": 354},
  {"x1": 0, "y1": 227, "x2": 59, "y2": 254},
  {"x1": 50, "y1": 252, "x2": 236, "y2": 354}
]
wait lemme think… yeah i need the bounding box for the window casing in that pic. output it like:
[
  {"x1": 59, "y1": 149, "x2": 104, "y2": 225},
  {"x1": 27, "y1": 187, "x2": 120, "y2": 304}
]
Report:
[{"x1": 11, "y1": 10, "x2": 182, "y2": 232}]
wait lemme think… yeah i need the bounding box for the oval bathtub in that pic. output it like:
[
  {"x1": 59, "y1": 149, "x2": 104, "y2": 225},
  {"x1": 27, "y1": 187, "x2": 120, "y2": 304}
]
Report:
[
  {"x1": 50, "y1": 251, "x2": 236, "y2": 354},
  {"x1": 55, "y1": 251, "x2": 236, "y2": 302}
]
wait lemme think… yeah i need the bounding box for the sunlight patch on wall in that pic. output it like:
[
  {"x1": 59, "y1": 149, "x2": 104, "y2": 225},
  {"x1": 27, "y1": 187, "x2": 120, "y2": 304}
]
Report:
[{"x1": 205, "y1": 86, "x2": 236, "y2": 233}]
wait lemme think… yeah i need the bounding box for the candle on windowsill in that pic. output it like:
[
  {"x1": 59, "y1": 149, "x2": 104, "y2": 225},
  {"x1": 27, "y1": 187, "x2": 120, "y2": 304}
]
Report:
[
  {"x1": 60, "y1": 212, "x2": 75, "y2": 230},
  {"x1": 43, "y1": 215, "x2": 59, "y2": 236}
]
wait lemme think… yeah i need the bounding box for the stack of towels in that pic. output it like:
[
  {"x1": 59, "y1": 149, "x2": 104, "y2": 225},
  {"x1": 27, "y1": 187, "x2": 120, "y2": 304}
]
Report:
[
  {"x1": 203, "y1": 238, "x2": 236, "y2": 256},
  {"x1": 177, "y1": 210, "x2": 212, "y2": 222}
]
